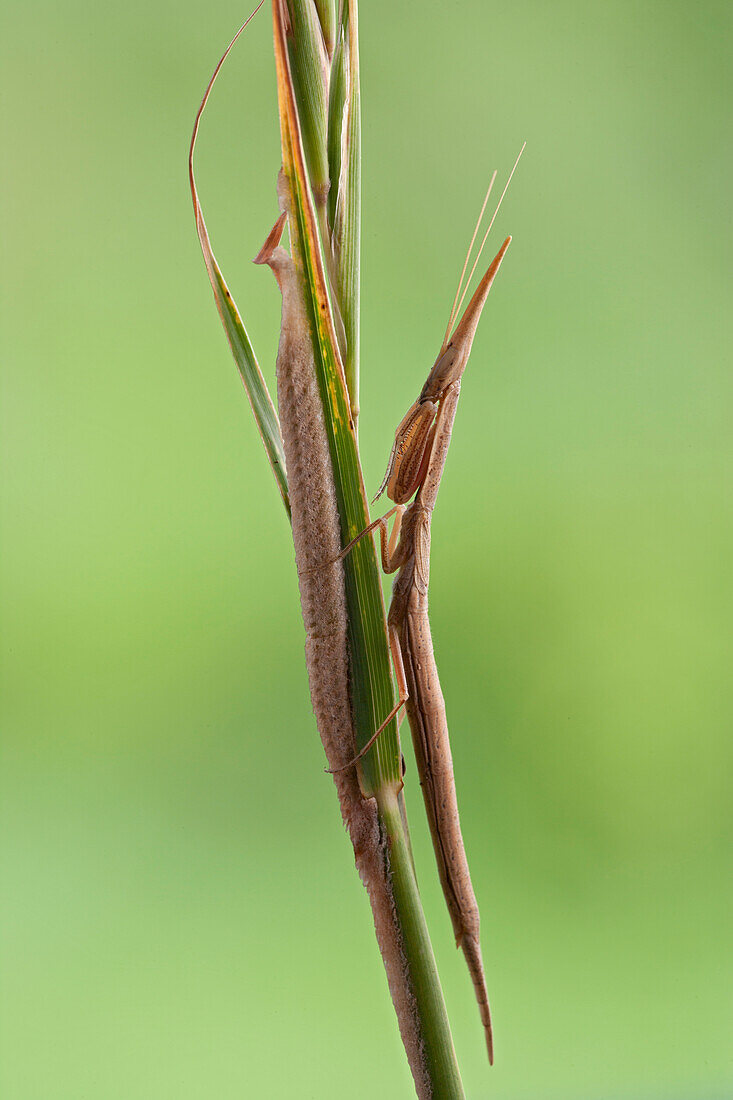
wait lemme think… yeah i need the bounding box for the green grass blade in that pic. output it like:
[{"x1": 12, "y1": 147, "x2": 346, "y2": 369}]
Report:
[
  {"x1": 189, "y1": 11, "x2": 290, "y2": 519},
  {"x1": 326, "y1": 20, "x2": 346, "y2": 231},
  {"x1": 330, "y1": 0, "x2": 361, "y2": 420},
  {"x1": 283, "y1": 0, "x2": 330, "y2": 210},
  {"x1": 313, "y1": 0, "x2": 336, "y2": 57}
]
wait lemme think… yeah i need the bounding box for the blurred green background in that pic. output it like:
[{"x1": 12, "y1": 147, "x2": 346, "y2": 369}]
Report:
[{"x1": 2, "y1": 1, "x2": 731, "y2": 1096}]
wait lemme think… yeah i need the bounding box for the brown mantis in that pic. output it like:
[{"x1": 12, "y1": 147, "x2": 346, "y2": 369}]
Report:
[{"x1": 332, "y1": 157, "x2": 522, "y2": 1063}]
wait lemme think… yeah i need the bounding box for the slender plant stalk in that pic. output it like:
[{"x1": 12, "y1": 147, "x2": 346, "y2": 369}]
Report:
[
  {"x1": 191, "y1": 3, "x2": 470, "y2": 1094},
  {"x1": 379, "y1": 789, "x2": 466, "y2": 1096},
  {"x1": 270, "y1": 5, "x2": 464, "y2": 1092}
]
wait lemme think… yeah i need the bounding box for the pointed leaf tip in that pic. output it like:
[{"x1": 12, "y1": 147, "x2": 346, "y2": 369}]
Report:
[{"x1": 253, "y1": 212, "x2": 288, "y2": 265}]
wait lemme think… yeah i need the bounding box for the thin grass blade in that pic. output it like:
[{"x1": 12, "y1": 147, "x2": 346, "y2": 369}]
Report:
[
  {"x1": 282, "y1": 0, "x2": 330, "y2": 209},
  {"x1": 189, "y1": 9, "x2": 290, "y2": 517},
  {"x1": 326, "y1": 19, "x2": 347, "y2": 231},
  {"x1": 313, "y1": 0, "x2": 336, "y2": 57},
  {"x1": 330, "y1": 0, "x2": 361, "y2": 421}
]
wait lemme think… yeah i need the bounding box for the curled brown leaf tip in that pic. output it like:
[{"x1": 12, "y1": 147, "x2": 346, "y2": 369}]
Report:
[{"x1": 253, "y1": 212, "x2": 288, "y2": 265}]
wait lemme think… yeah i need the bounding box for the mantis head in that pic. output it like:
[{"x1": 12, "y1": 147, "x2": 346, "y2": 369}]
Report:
[{"x1": 373, "y1": 145, "x2": 523, "y2": 506}]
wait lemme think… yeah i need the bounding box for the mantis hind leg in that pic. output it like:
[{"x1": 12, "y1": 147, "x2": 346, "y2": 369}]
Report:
[{"x1": 326, "y1": 626, "x2": 408, "y2": 774}]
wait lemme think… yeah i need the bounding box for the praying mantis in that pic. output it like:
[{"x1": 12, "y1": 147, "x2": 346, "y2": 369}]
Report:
[{"x1": 333, "y1": 158, "x2": 521, "y2": 1063}]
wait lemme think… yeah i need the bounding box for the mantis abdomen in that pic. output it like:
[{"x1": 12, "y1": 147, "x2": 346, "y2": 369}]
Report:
[
  {"x1": 400, "y1": 607, "x2": 492, "y2": 1040},
  {"x1": 391, "y1": 498, "x2": 493, "y2": 1062}
]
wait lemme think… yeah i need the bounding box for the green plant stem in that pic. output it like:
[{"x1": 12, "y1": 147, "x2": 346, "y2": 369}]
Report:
[{"x1": 378, "y1": 790, "x2": 466, "y2": 1099}]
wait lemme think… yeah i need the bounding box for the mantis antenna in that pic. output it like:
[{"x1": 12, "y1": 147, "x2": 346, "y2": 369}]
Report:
[
  {"x1": 443, "y1": 171, "x2": 498, "y2": 350},
  {"x1": 450, "y1": 141, "x2": 526, "y2": 331}
]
